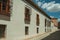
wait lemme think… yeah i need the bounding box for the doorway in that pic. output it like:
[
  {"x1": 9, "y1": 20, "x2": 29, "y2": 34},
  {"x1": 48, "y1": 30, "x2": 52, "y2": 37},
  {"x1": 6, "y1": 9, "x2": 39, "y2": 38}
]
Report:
[{"x1": 0, "y1": 24, "x2": 6, "y2": 38}]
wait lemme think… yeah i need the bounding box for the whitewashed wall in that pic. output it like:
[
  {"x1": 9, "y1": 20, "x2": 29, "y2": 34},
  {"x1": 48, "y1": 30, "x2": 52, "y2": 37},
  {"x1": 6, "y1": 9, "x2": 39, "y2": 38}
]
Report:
[
  {"x1": 0, "y1": 0, "x2": 57, "y2": 40},
  {"x1": 51, "y1": 22, "x2": 58, "y2": 31}
]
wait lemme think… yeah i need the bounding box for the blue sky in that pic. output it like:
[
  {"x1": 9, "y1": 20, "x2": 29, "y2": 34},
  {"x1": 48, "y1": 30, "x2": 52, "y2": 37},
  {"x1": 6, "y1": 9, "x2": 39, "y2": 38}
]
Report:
[{"x1": 32, "y1": 0, "x2": 60, "y2": 21}]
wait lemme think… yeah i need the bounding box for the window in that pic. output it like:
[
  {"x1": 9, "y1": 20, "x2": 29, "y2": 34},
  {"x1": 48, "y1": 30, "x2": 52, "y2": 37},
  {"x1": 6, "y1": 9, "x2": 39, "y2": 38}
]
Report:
[
  {"x1": 25, "y1": 26, "x2": 29, "y2": 35},
  {"x1": 2, "y1": 0, "x2": 7, "y2": 2},
  {"x1": 36, "y1": 14, "x2": 40, "y2": 26},
  {"x1": 0, "y1": 24, "x2": 6, "y2": 38},
  {"x1": 24, "y1": 7, "x2": 31, "y2": 24},
  {"x1": 45, "y1": 19, "x2": 47, "y2": 32},
  {"x1": 2, "y1": 0, "x2": 8, "y2": 10},
  {"x1": 0, "y1": 2, "x2": 2, "y2": 13},
  {"x1": 37, "y1": 27, "x2": 39, "y2": 33},
  {"x1": 45, "y1": 19, "x2": 51, "y2": 32},
  {"x1": 45, "y1": 19, "x2": 46, "y2": 27},
  {"x1": 47, "y1": 20, "x2": 51, "y2": 27},
  {"x1": 0, "y1": 0, "x2": 10, "y2": 16},
  {"x1": 2, "y1": 4, "x2": 6, "y2": 10},
  {"x1": 46, "y1": 20, "x2": 51, "y2": 27}
]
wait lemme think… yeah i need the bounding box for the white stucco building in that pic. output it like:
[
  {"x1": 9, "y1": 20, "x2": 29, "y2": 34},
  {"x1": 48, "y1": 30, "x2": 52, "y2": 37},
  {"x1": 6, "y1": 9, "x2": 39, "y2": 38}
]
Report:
[{"x1": 0, "y1": 0, "x2": 58, "y2": 40}]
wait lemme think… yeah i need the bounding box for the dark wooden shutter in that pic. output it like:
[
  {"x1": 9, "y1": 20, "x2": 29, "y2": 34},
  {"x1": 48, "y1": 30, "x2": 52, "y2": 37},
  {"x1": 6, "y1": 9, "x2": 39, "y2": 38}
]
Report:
[
  {"x1": 36, "y1": 14, "x2": 39, "y2": 26},
  {"x1": 25, "y1": 7, "x2": 30, "y2": 24},
  {"x1": 25, "y1": 26, "x2": 29, "y2": 35},
  {"x1": 0, "y1": 24, "x2": 6, "y2": 38}
]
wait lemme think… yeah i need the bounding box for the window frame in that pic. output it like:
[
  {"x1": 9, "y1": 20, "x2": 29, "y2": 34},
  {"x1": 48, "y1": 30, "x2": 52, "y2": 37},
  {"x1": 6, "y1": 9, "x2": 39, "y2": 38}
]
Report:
[
  {"x1": 37, "y1": 27, "x2": 39, "y2": 33},
  {"x1": 24, "y1": 5, "x2": 31, "y2": 24},
  {"x1": 0, "y1": 0, "x2": 11, "y2": 21},
  {"x1": 0, "y1": 0, "x2": 10, "y2": 17},
  {"x1": 0, "y1": 24, "x2": 6, "y2": 38},
  {"x1": 36, "y1": 14, "x2": 40, "y2": 26},
  {"x1": 25, "y1": 26, "x2": 29, "y2": 35}
]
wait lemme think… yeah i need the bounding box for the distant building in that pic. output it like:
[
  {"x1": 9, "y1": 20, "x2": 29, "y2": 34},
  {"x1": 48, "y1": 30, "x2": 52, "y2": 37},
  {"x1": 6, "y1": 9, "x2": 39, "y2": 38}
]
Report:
[
  {"x1": 51, "y1": 18, "x2": 58, "y2": 27},
  {"x1": 51, "y1": 18, "x2": 58, "y2": 31},
  {"x1": 58, "y1": 22, "x2": 60, "y2": 29}
]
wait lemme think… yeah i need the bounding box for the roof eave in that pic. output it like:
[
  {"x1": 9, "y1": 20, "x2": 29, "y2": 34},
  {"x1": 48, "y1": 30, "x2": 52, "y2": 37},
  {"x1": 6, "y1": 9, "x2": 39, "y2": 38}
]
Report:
[{"x1": 22, "y1": 0, "x2": 51, "y2": 19}]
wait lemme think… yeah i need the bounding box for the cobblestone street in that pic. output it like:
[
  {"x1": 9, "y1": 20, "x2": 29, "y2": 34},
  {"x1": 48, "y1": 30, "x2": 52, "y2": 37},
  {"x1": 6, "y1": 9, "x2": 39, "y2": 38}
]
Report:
[{"x1": 42, "y1": 30, "x2": 60, "y2": 40}]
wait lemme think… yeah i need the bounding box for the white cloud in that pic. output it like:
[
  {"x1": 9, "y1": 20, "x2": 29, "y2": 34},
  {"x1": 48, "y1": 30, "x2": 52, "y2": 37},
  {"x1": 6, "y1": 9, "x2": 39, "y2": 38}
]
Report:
[
  {"x1": 47, "y1": 4, "x2": 60, "y2": 12},
  {"x1": 41, "y1": 1, "x2": 60, "y2": 12},
  {"x1": 36, "y1": 0, "x2": 39, "y2": 2},
  {"x1": 58, "y1": 19, "x2": 60, "y2": 22},
  {"x1": 38, "y1": 2, "x2": 42, "y2": 6},
  {"x1": 41, "y1": 3, "x2": 48, "y2": 8},
  {"x1": 50, "y1": 16, "x2": 55, "y2": 18},
  {"x1": 42, "y1": 1, "x2": 55, "y2": 9}
]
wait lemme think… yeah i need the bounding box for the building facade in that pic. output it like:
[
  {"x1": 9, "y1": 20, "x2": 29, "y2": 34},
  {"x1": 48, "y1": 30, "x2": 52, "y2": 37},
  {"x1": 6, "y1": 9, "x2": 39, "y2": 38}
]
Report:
[
  {"x1": 0, "y1": 0, "x2": 58, "y2": 40},
  {"x1": 51, "y1": 18, "x2": 58, "y2": 31}
]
